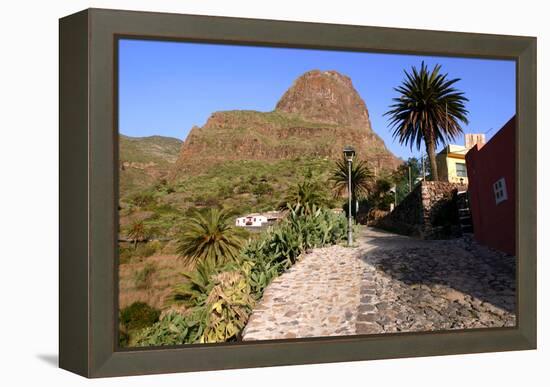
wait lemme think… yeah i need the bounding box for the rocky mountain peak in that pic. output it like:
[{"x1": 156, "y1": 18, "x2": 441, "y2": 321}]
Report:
[
  {"x1": 275, "y1": 70, "x2": 372, "y2": 129},
  {"x1": 170, "y1": 70, "x2": 401, "y2": 178}
]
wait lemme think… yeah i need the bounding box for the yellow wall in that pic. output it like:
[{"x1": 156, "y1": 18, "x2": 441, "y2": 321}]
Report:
[{"x1": 436, "y1": 153, "x2": 469, "y2": 184}]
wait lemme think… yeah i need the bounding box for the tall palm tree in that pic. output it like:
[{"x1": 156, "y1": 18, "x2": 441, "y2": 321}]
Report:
[
  {"x1": 384, "y1": 61, "x2": 469, "y2": 181},
  {"x1": 330, "y1": 157, "x2": 374, "y2": 216},
  {"x1": 176, "y1": 208, "x2": 246, "y2": 267}
]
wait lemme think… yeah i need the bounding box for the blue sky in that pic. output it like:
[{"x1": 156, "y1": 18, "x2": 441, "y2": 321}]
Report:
[{"x1": 119, "y1": 39, "x2": 515, "y2": 160}]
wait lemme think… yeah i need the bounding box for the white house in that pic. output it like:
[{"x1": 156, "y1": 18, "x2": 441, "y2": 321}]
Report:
[{"x1": 235, "y1": 214, "x2": 269, "y2": 227}]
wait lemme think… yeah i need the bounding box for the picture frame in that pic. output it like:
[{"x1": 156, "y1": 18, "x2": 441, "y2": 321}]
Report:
[{"x1": 59, "y1": 8, "x2": 537, "y2": 378}]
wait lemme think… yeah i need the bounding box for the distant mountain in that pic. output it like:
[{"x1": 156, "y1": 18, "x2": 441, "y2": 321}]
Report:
[
  {"x1": 171, "y1": 70, "x2": 401, "y2": 179},
  {"x1": 119, "y1": 134, "x2": 182, "y2": 197}
]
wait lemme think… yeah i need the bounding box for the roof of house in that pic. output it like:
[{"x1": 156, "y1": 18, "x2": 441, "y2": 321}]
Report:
[
  {"x1": 437, "y1": 144, "x2": 467, "y2": 159},
  {"x1": 237, "y1": 211, "x2": 284, "y2": 220}
]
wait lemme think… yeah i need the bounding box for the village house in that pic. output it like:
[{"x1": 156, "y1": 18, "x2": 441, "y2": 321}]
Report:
[
  {"x1": 436, "y1": 133, "x2": 486, "y2": 184},
  {"x1": 436, "y1": 144, "x2": 470, "y2": 184},
  {"x1": 465, "y1": 116, "x2": 516, "y2": 255},
  {"x1": 235, "y1": 211, "x2": 285, "y2": 228},
  {"x1": 235, "y1": 214, "x2": 268, "y2": 227}
]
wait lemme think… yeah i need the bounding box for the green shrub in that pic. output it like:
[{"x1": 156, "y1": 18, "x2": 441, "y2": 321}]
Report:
[
  {"x1": 243, "y1": 204, "x2": 347, "y2": 270},
  {"x1": 134, "y1": 310, "x2": 205, "y2": 347},
  {"x1": 252, "y1": 182, "x2": 273, "y2": 196},
  {"x1": 217, "y1": 185, "x2": 234, "y2": 198},
  {"x1": 154, "y1": 203, "x2": 179, "y2": 215},
  {"x1": 154, "y1": 179, "x2": 176, "y2": 194},
  {"x1": 118, "y1": 324, "x2": 130, "y2": 347},
  {"x1": 170, "y1": 261, "x2": 213, "y2": 309},
  {"x1": 118, "y1": 245, "x2": 134, "y2": 264},
  {"x1": 142, "y1": 241, "x2": 161, "y2": 257},
  {"x1": 119, "y1": 241, "x2": 160, "y2": 263},
  {"x1": 130, "y1": 192, "x2": 156, "y2": 208},
  {"x1": 120, "y1": 302, "x2": 161, "y2": 331},
  {"x1": 236, "y1": 182, "x2": 251, "y2": 194},
  {"x1": 133, "y1": 262, "x2": 156, "y2": 289}
]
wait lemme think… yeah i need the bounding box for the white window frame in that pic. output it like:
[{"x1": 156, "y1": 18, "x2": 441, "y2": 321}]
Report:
[{"x1": 493, "y1": 177, "x2": 508, "y2": 204}]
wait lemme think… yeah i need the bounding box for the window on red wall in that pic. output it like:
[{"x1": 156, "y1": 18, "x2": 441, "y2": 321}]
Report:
[{"x1": 493, "y1": 178, "x2": 508, "y2": 204}]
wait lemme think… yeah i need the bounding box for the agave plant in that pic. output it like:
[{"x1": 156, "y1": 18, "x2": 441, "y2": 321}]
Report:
[
  {"x1": 201, "y1": 270, "x2": 255, "y2": 343},
  {"x1": 176, "y1": 208, "x2": 246, "y2": 267}
]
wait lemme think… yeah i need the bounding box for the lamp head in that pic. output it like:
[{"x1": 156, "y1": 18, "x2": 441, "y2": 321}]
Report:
[{"x1": 343, "y1": 146, "x2": 355, "y2": 162}]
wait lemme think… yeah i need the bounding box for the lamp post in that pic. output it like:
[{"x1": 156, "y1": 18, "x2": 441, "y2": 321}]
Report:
[
  {"x1": 389, "y1": 185, "x2": 397, "y2": 210},
  {"x1": 343, "y1": 146, "x2": 355, "y2": 247}
]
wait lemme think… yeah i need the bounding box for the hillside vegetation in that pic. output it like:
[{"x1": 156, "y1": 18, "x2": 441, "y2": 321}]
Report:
[
  {"x1": 119, "y1": 134, "x2": 182, "y2": 197},
  {"x1": 119, "y1": 156, "x2": 342, "y2": 241}
]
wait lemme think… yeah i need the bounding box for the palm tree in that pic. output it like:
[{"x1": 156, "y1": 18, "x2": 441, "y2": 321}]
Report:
[
  {"x1": 127, "y1": 221, "x2": 148, "y2": 249},
  {"x1": 384, "y1": 61, "x2": 469, "y2": 181},
  {"x1": 176, "y1": 208, "x2": 246, "y2": 267},
  {"x1": 169, "y1": 260, "x2": 213, "y2": 308},
  {"x1": 280, "y1": 179, "x2": 329, "y2": 211},
  {"x1": 330, "y1": 157, "x2": 374, "y2": 217}
]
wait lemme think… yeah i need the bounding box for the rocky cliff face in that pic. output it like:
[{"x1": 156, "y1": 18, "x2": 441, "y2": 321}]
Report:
[
  {"x1": 171, "y1": 70, "x2": 401, "y2": 179},
  {"x1": 275, "y1": 70, "x2": 372, "y2": 128}
]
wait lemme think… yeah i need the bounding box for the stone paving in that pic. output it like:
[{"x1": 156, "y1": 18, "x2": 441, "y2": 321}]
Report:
[
  {"x1": 242, "y1": 245, "x2": 365, "y2": 340},
  {"x1": 242, "y1": 227, "x2": 516, "y2": 341}
]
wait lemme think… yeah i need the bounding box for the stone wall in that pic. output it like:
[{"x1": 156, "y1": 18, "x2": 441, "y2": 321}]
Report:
[{"x1": 377, "y1": 181, "x2": 467, "y2": 239}]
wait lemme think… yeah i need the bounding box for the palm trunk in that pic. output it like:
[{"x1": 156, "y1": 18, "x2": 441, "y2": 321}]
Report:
[{"x1": 426, "y1": 140, "x2": 439, "y2": 181}]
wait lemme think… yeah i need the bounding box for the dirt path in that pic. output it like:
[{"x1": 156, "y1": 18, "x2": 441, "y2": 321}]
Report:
[{"x1": 242, "y1": 227, "x2": 516, "y2": 341}]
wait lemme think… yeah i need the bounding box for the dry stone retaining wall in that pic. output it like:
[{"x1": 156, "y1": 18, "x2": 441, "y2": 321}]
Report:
[{"x1": 377, "y1": 181, "x2": 467, "y2": 239}]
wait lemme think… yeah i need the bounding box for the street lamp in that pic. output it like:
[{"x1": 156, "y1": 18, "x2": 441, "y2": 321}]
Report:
[
  {"x1": 343, "y1": 145, "x2": 355, "y2": 246},
  {"x1": 389, "y1": 185, "x2": 397, "y2": 210}
]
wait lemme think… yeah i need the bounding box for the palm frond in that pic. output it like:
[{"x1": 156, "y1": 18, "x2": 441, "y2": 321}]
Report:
[
  {"x1": 176, "y1": 208, "x2": 246, "y2": 267},
  {"x1": 330, "y1": 157, "x2": 374, "y2": 200}
]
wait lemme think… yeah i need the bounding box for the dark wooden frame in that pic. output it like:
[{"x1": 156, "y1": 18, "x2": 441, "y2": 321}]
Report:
[{"x1": 59, "y1": 8, "x2": 537, "y2": 378}]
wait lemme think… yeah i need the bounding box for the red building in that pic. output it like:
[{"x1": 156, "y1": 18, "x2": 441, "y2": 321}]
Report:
[{"x1": 465, "y1": 116, "x2": 516, "y2": 256}]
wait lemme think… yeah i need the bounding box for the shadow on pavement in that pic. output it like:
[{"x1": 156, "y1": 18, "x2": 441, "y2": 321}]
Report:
[{"x1": 357, "y1": 228, "x2": 516, "y2": 313}]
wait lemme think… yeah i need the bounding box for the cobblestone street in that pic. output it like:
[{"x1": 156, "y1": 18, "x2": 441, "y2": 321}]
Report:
[{"x1": 242, "y1": 227, "x2": 516, "y2": 341}]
